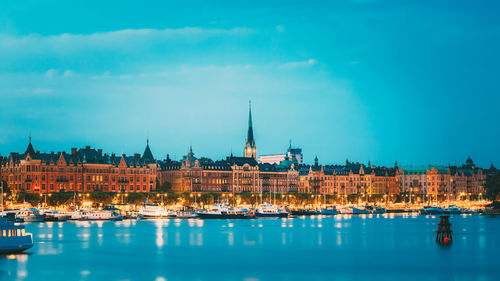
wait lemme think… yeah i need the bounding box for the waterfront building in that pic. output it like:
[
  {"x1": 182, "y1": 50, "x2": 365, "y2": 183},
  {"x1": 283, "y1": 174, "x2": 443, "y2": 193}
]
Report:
[
  {"x1": 158, "y1": 147, "x2": 232, "y2": 193},
  {"x1": 258, "y1": 141, "x2": 303, "y2": 165},
  {"x1": 0, "y1": 138, "x2": 157, "y2": 193},
  {"x1": 398, "y1": 157, "x2": 486, "y2": 200},
  {"x1": 297, "y1": 159, "x2": 399, "y2": 197}
]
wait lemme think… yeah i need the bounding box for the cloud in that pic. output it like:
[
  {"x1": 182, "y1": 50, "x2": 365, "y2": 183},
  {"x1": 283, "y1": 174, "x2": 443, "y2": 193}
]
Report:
[
  {"x1": 0, "y1": 27, "x2": 254, "y2": 56},
  {"x1": 62, "y1": 70, "x2": 73, "y2": 78},
  {"x1": 45, "y1": 69, "x2": 56, "y2": 79},
  {"x1": 280, "y1": 59, "x2": 318, "y2": 70},
  {"x1": 33, "y1": 88, "x2": 55, "y2": 95}
]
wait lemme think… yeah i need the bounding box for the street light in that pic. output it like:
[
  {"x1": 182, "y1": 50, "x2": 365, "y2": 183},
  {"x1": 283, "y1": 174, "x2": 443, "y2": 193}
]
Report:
[{"x1": 40, "y1": 193, "x2": 52, "y2": 207}]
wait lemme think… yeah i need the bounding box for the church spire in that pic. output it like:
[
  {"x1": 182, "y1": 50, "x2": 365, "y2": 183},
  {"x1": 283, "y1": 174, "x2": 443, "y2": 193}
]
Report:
[{"x1": 244, "y1": 100, "x2": 257, "y2": 159}]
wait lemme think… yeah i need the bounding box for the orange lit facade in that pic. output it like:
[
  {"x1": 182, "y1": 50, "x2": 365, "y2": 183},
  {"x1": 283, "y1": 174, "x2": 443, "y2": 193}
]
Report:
[
  {"x1": 0, "y1": 140, "x2": 157, "y2": 193},
  {"x1": 399, "y1": 157, "x2": 486, "y2": 199}
]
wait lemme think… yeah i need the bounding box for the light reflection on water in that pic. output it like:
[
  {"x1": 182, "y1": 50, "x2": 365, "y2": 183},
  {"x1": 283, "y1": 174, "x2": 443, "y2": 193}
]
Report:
[{"x1": 1, "y1": 215, "x2": 499, "y2": 281}]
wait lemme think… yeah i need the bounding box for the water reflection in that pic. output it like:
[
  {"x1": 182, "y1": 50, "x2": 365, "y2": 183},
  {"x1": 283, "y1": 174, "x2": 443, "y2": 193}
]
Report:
[{"x1": 2, "y1": 216, "x2": 498, "y2": 281}]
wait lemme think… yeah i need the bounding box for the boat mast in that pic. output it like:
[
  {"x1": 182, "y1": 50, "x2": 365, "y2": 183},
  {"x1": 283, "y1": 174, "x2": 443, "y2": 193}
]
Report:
[
  {"x1": 260, "y1": 177, "x2": 263, "y2": 205},
  {"x1": 273, "y1": 179, "x2": 276, "y2": 206},
  {"x1": 1, "y1": 181, "x2": 4, "y2": 213}
]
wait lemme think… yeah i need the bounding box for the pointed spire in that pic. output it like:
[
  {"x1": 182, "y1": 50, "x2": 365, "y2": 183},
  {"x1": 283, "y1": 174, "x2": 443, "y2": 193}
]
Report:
[
  {"x1": 25, "y1": 135, "x2": 35, "y2": 156},
  {"x1": 314, "y1": 156, "x2": 319, "y2": 166},
  {"x1": 248, "y1": 100, "x2": 253, "y2": 128},
  {"x1": 142, "y1": 138, "x2": 154, "y2": 163},
  {"x1": 244, "y1": 100, "x2": 256, "y2": 159}
]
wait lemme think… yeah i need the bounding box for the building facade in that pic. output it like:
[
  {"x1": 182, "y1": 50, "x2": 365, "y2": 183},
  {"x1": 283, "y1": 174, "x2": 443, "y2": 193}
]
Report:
[{"x1": 0, "y1": 138, "x2": 157, "y2": 193}]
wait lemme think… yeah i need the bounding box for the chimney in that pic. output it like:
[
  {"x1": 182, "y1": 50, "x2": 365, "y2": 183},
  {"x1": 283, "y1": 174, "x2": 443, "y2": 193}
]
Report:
[
  {"x1": 71, "y1": 148, "x2": 77, "y2": 155},
  {"x1": 134, "y1": 153, "x2": 141, "y2": 158},
  {"x1": 98, "y1": 149, "x2": 102, "y2": 156},
  {"x1": 85, "y1": 146, "x2": 90, "y2": 149},
  {"x1": 112, "y1": 153, "x2": 116, "y2": 157}
]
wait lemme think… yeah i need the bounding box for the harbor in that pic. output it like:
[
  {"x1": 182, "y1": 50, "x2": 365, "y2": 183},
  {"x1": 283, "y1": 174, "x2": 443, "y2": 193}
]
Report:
[{"x1": 1, "y1": 214, "x2": 499, "y2": 281}]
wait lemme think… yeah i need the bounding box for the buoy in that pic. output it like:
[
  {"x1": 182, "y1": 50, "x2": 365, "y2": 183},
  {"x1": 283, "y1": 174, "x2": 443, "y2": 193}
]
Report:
[{"x1": 436, "y1": 216, "x2": 452, "y2": 245}]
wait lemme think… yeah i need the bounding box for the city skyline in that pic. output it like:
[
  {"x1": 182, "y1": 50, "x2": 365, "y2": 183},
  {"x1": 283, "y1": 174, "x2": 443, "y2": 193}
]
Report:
[{"x1": 1, "y1": 0, "x2": 499, "y2": 167}]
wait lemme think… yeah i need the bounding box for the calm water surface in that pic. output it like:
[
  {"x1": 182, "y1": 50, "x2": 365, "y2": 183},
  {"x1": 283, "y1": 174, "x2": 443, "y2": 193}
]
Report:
[{"x1": 1, "y1": 214, "x2": 499, "y2": 281}]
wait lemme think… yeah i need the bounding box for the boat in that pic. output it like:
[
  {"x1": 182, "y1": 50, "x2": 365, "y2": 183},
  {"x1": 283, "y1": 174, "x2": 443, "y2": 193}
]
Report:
[
  {"x1": 289, "y1": 209, "x2": 321, "y2": 216},
  {"x1": 320, "y1": 206, "x2": 339, "y2": 215},
  {"x1": 365, "y1": 206, "x2": 386, "y2": 214},
  {"x1": 139, "y1": 203, "x2": 175, "y2": 218},
  {"x1": 338, "y1": 206, "x2": 370, "y2": 215},
  {"x1": 39, "y1": 209, "x2": 71, "y2": 221},
  {"x1": 255, "y1": 203, "x2": 289, "y2": 218},
  {"x1": 0, "y1": 216, "x2": 34, "y2": 254},
  {"x1": 78, "y1": 210, "x2": 123, "y2": 221},
  {"x1": 420, "y1": 206, "x2": 444, "y2": 215},
  {"x1": 443, "y1": 205, "x2": 462, "y2": 214},
  {"x1": 176, "y1": 210, "x2": 198, "y2": 219},
  {"x1": 16, "y1": 208, "x2": 45, "y2": 222},
  {"x1": 196, "y1": 203, "x2": 255, "y2": 219}
]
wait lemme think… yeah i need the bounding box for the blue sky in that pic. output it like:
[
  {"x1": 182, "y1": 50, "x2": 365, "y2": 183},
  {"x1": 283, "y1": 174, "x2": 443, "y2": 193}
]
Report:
[{"x1": 1, "y1": 0, "x2": 499, "y2": 167}]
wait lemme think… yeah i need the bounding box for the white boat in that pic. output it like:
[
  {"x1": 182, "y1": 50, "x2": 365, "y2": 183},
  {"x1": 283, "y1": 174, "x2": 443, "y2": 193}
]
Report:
[
  {"x1": 39, "y1": 209, "x2": 71, "y2": 221},
  {"x1": 72, "y1": 210, "x2": 123, "y2": 221},
  {"x1": 339, "y1": 206, "x2": 370, "y2": 215},
  {"x1": 196, "y1": 203, "x2": 254, "y2": 219},
  {"x1": 255, "y1": 203, "x2": 288, "y2": 218},
  {"x1": 176, "y1": 210, "x2": 197, "y2": 218},
  {"x1": 16, "y1": 208, "x2": 45, "y2": 222},
  {"x1": 139, "y1": 203, "x2": 175, "y2": 218},
  {"x1": 338, "y1": 207, "x2": 353, "y2": 214},
  {"x1": 0, "y1": 217, "x2": 34, "y2": 254}
]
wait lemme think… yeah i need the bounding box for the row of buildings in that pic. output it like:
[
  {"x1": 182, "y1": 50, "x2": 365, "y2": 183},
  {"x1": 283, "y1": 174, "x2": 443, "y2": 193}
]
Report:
[{"x1": 1, "y1": 103, "x2": 496, "y2": 200}]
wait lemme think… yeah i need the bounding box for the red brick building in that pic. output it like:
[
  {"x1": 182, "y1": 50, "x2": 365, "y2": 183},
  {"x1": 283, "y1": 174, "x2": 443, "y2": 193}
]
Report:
[{"x1": 0, "y1": 138, "x2": 157, "y2": 193}]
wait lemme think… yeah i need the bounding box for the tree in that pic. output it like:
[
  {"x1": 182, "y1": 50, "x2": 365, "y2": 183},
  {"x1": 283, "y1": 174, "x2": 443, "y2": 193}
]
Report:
[
  {"x1": 485, "y1": 173, "x2": 500, "y2": 200},
  {"x1": 158, "y1": 181, "x2": 172, "y2": 193}
]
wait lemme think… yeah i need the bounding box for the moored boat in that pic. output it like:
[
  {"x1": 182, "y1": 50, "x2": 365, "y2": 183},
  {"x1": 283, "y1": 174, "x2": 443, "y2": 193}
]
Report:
[
  {"x1": 443, "y1": 205, "x2": 462, "y2": 214},
  {"x1": 420, "y1": 206, "x2": 444, "y2": 215},
  {"x1": 255, "y1": 203, "x2": 289, "y2": 218},
  {"x1": 39, "y1": 209, "x2": 71, "y2": 221},
  {"x1": 339, "y1": 206, "x2": 370, "y2": 215},
  {"x1": 139, "y1": 203, "x2": 175, "y2": 218},
  {"x1": 365, "y1": 206, "x2": 386, "y2": 214},
  {"x1": 320, "y1": 206, "x2": 339, "y2": 215},
  {"x1": 16, "y1": 208, "x2": 45, "y2": 222},
  {"x1": 76, "y1": 210, "x2": 123, "y2": 221},
  {"x1": 196, "y1": 203, "x2": 255, "y2": 219},
  {"x1": 289, "y1": 209, "x2": 321, "y2": 216},
  {"x1": 0, "y1": 216, "x2": 34, "y2": 254}
]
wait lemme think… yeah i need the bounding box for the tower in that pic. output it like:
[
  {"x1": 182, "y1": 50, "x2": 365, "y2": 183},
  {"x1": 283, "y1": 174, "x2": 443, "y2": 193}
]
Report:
[{"x1": 244, "y1": 101, "x2": 257, "y2": 159}]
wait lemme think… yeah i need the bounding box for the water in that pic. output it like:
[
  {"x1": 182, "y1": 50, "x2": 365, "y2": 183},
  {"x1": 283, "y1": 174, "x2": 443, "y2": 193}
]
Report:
[{"x1": 1, "y1": 214, "x2": 499, "y2": 281}]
